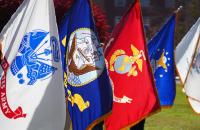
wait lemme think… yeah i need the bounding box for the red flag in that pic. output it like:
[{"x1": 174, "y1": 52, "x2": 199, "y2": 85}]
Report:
[{"x1": 104, "y1": 0, "x2": 160, "y2": 129}]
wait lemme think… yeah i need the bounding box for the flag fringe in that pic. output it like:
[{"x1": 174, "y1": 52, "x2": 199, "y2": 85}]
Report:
[
  {"x1": 86, "y1": 111, "x2": 112, "y2": 130},
  {"x1": 120, "y1": 108, "x2": 161, "y2": 130}
]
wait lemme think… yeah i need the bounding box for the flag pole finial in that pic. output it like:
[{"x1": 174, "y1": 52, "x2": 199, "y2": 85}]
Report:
[{"x1": 175, "y1": 6, "x2": 183, "y2": 14}]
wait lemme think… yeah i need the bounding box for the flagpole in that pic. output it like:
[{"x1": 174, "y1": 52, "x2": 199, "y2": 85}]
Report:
[
  {"x1": 174, "y1": 6, "x2": 183, "y2": 22},
  {"x1": 174, "y1": 6, "x2": 183, "y2": 14},
  {"x1": 174, "y1": 6, "x2": 184, "y2": 85},
  {"x1": 183, "y1": 33, "x2": 200, "y2": 85},
  {"x1": 89, "y1": 0, "x2": 94, "y2": 17},
  {"x1": 174, "y1": 5, "x2": 200, "y2": 86}
]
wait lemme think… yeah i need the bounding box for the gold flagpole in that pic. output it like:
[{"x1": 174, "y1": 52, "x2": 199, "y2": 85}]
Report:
[
  {"x1": 174, "y1": 6, "x2": 183, "y2": 22},
  {"x1": 174, "y1": 6, "x2": 184, "y2": 85},
  {"x1": 174, "y1": 6, "x2": 183, "y2": 14}
]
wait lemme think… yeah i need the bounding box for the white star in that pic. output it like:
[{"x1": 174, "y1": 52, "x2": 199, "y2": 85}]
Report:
[
  {"x1": 166, "y1": 52, "x2": 169, "y2": 55},
  {"x1": 159, "y1": 75, "x2": 163, "y2": 78},
  {"x1": 167, "y1": 64, "x2": 170, "y2": 66},
  {"x1": 168, "y1": 58, "x2": 171, "y2": 60},
  {"x1": 165, "y1": 70, "x2": 168, "y2": 72}
]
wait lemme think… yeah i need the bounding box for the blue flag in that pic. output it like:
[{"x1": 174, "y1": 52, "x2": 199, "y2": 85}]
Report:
[
  {"x1": 148, "y1": 14, "x2": 176, "y2": 106},
  {"x1": 59, "y1": 0, "x2": 113, "y2": 129}
]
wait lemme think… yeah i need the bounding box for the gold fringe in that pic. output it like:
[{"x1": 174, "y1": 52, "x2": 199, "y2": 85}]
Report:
[
  {"x1": 120, "y1": 108, "x2": 161, "y2": 130},
  {"x1": 86, "y1": 111, "x2": 112, "y2": 130},
  {"x1": 161, "y1": 105, "x2": 173, "y2": 109}
]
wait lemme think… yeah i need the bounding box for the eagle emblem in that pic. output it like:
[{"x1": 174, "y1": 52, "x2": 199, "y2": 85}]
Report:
[
  {"x1": 109, "y1": 44, "x2": 146, "y2": 77},
  {"x1": 10, "y1": 30, "x2": 60, "y2": 85}
]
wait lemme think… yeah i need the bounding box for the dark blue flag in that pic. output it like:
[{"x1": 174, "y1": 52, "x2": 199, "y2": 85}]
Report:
[
  {"x1": 59, "y1": 0, "x2": 113, "y2": 129},
  {"x1": 148, "y1": 14, "x2": 176, "y2": 106}
]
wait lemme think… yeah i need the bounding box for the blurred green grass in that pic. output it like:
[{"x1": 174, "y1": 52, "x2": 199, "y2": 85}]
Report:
[{"x1": 145, "y1": 84, "x2": 200, "y2": 130}]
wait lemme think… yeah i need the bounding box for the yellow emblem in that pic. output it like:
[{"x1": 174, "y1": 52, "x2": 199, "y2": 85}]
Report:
[
  {"x1": 157, "y1": 51, "x2": 168, "y2": 71},
  {"x1": 67, "y1": 90, "x2": 90, "y2": 112},
  {"x1": 109, "y1": 44, "x2": 146, "y2": 77},
  {"x1": 62, "y1": 36, "x2": 67, "y2": 47},
  {"x1": 64, "y1": 72, "x2": 90, "y2": 112},
  {"x1": 64, "y1": 72, "x2": 68, "y2": 88}
]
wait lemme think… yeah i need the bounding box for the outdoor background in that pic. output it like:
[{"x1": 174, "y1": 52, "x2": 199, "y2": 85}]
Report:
[
  {"x1": 0, "y1": 0, "x2": 200, "y2": 130},
  {"x1": 94, "y1": 0, "x2": 200, "y2": 44},
  {"x1": 93, "y1": 1, "x2": 200, "y2": 129}
]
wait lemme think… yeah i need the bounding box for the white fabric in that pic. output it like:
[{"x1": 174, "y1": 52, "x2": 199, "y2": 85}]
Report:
[
  {"x1": 175, "y1": 17, "x2": 200, "y2": 114},
  {"x1": 183, "y1": 34, "x2": 200, "y2": 113},
  {"x1": 175, "y1": 18, "x2": 200, "y2": 83},
  {"x1": 0, "y1": 0, "x2": 66, "y2": 130},
  {"x1": 188, "y1": 97, "x2": 200, "y2": 114}
]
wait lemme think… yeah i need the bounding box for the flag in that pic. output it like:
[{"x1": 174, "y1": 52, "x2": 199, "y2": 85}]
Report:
[
  {"x1": 59, "y1": 11, "x2": 72, "y2": 130},
  {"x1": 0, "y1": 0, "x2": 66, "y2": 130},
  {"x1": 104, "y1": 0, "x2": 160, "y2": 129},
  {"x1": 59, "y1": 0, "x2": 113, "y2": 130},
  {"x1": 175, "y1": 18, "x2": 200, "y2": 113},
  {"x1": 175, "y1": 18, "x2": 200, "y2": 84},
  {"x1": 148, "y1": 14, "x2": 176, "y2": 106}
]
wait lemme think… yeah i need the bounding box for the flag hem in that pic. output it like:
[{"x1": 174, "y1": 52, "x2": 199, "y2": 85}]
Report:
[
  {"x1": 186, "y1": 96, "x2": 200, "y2": 115},
  {"x1": 186, "y1": 95, "x2": 200, "y2": 104},
  {"x1": 120, "y1": 108, "x2": 161, "y2": 130},
  {"x1": 161, "y1": 105, "x2": 173, "y2": 109},
  {"x1": 86, "y1": 111, "x2": 112, "y2": 130}
]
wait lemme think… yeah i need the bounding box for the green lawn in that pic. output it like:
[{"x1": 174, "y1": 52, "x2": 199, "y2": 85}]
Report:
[{"x1": 145, "y1": 85, "x2": 200, "y2": 130}]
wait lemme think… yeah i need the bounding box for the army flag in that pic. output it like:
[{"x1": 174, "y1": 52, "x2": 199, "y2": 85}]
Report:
[
  {"x1": 59, "y1": 0, "x2": 113, "y2": 129},
  {"x1": 0, "y1": 0, "x2": 66, "y2": 130},
  {"x1": 104, "y1": 0, "x2": 160, "y2": 129},
  {"x1": 148, "y1": 14, "x2": 176, "y2": 106},
  {"x1": 175, "y1": 18, "x2": 200, "y2": 113}
]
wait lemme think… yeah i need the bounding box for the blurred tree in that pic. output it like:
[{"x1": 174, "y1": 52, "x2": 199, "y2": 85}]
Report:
[
  {"x1": 0, "y1": 0, "x2": 111, "y2": 44},
  {"x1": 175, "y1": 0, "x2": 200, "y2": 46}
]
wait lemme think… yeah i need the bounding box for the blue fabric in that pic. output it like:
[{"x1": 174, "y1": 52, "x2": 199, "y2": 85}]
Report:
[
  {"x1": 58, "y1": 0, "x2": 113, "y2": 129},
  {"x1": 148, "y1": 15, "x2": 176, "y2": 106},
  {"x1": 59, "y1": 12, "x2": 70, "y2": 71}
]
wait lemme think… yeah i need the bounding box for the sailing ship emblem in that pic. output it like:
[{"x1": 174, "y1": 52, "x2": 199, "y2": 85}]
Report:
[{"x1": 67, "y1": 28, "x2": 104, "y2": 86}]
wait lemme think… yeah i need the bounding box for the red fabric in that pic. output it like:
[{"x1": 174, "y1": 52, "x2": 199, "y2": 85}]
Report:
[{"x1": 105, "y1": 0, "x2": 160, "y2": 129}]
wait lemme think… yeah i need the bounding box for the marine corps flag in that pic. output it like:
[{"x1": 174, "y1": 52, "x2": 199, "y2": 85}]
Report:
[
  {"x1": 0, "y1": 0, "x2": 66, "y2": 130},
  {"x1": 148, "y1": 14, "x2": 176, "y2": 106},
  {"x1": 59, "y1": 0, "x2": 113, "y2": 130},
  {"x1": 104, "y1": 0, "x2": 160, "y2": 129}
]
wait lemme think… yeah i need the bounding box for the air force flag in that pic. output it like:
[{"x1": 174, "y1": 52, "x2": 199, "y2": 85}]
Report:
[
  {"x1": 148, "y1": 14, "x2": 176, "y2": 106},
  {"x1": 0, "y1": 0, "x2": 66, "y2": 130},
  {"x1": 59, "y1": 0, "x2": 113, "y2": 130}
]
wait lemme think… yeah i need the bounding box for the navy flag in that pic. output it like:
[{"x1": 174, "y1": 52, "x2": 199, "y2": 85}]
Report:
[
  {"x1": 59, "y1": 0, "x2": 113, "y2": 130},
  {"x1": 148, "y1": 14, "x2": 176, "y2": 106}
]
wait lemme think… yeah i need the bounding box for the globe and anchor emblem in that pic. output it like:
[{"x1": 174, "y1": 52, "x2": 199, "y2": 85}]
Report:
[{"x1": 110, "y1": 44, "x2": 146, "y2": 77}]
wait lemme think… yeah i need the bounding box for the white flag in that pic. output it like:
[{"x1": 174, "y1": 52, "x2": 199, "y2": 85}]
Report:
[
  {"x1": 175, "y1": 18, "x2": 200, "y2": 84},
  {"x1": 0, "y1": 0, "x2": 66, "y2": 130},
  {"x1": 175, "y1": 18, "x2": 200, "y2": 114}
]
